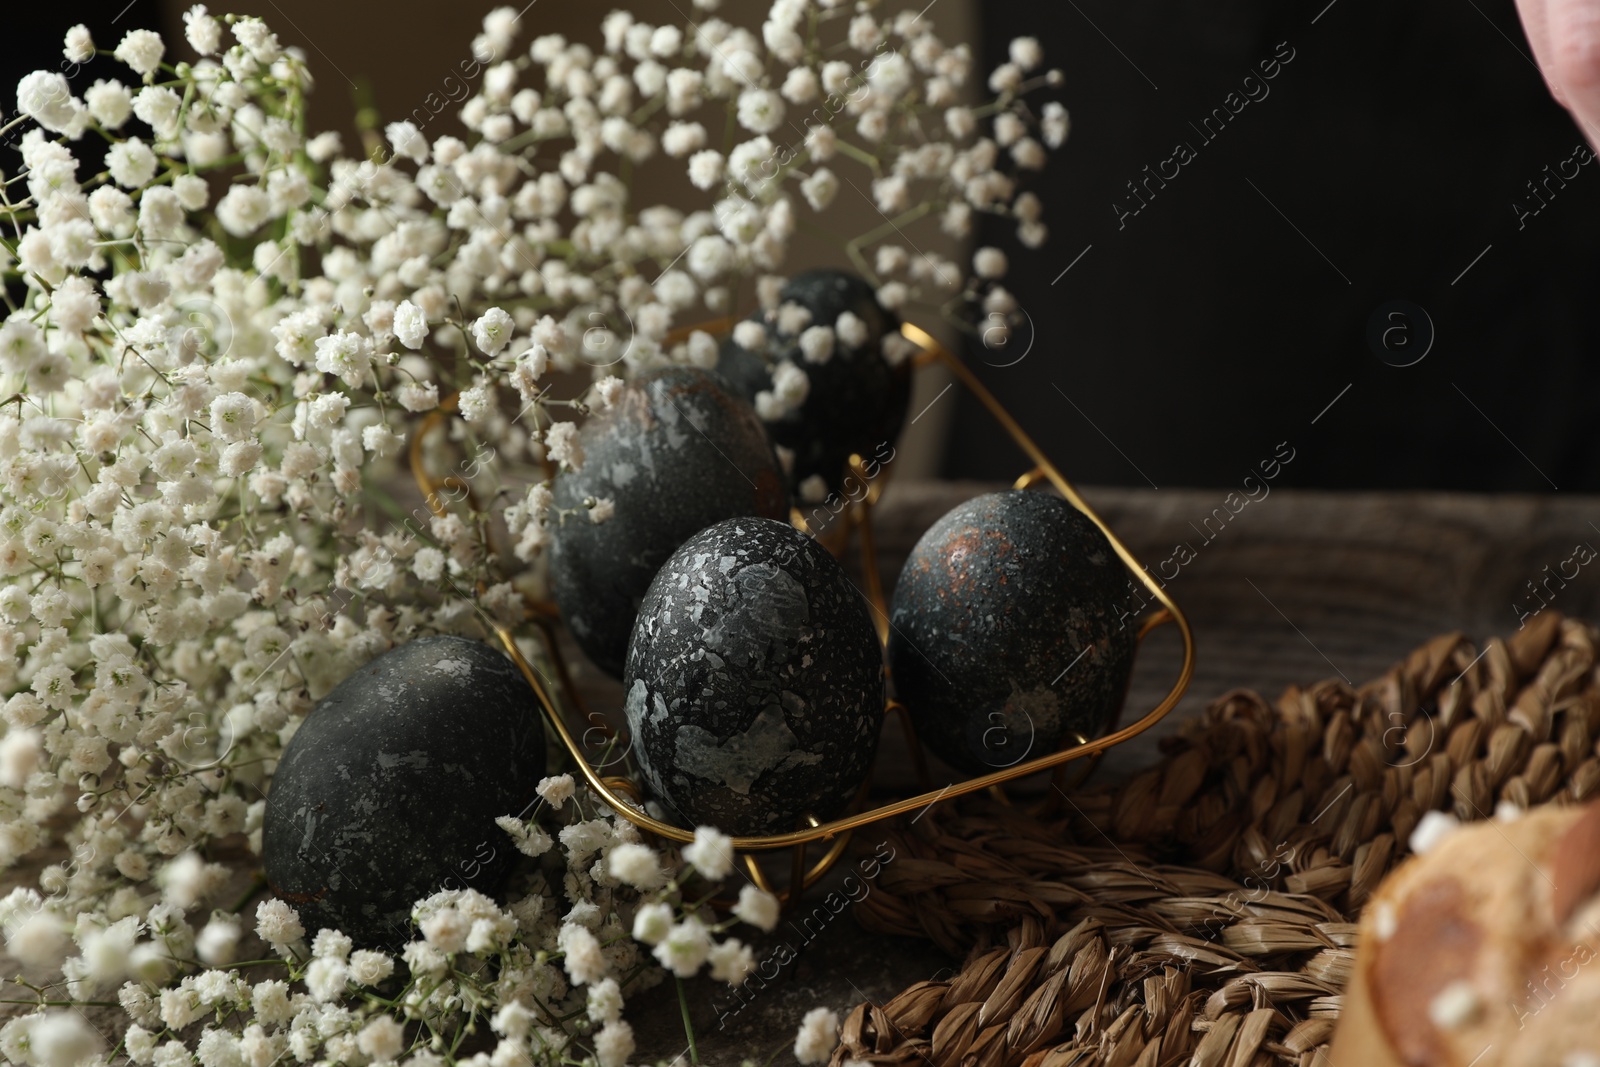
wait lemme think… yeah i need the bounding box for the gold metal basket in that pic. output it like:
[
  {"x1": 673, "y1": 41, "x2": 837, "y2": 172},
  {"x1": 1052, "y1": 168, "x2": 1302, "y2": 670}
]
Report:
[{"x1": 409, "y1": 321, "x2": 1195, "y2": 903}]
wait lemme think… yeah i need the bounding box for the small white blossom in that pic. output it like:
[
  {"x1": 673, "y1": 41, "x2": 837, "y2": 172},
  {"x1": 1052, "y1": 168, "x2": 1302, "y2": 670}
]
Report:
[
  {"x1": 683, "y1": 826, "x2": 736, "y2": 880},
  {"x1": 794, "y1": 1007, "x2": 840, "y2": 1064},
  {"x1": 733, "y1": 884, "x2": 781, "y2": 931},
  {"x1": 631, "y1": 901, "x2": 673, "y2": 945},
  {"x1": 64, "y1": 26, "x2": 95, "y2": 65},
  {"x1": 798, "y1": 325, "x2": 835, "y2": 364},
  {"x1": 545, "y1": 422, "x2": 583, "y2": 469},
  {"x1": 661, "y1": 122, "x2": 706, "y2": 157},
  {"x1": 386, "y1": 121, "x2": 429, "y2": 164},
  {"x1": 973, "y1": 246, "x2": 1008, "y2": 279},
  {"x1": 472, "y1": 307, "x2": 515, "y2": 355},
  {"x1": 558, "y1": 923, "x2": 607, "y2": 985},
  {"x1": 593, "y1": 1021, "x2": 635, "y2": 1067},
  {"x1": 393, "y1": 300, "x2": 429, "y2": 349},
  {"x1": 801, "y1": 168, "x2": 839, "y2": 211},
  {"x1": 607, "y1": 843, "x2": 665, "y2": 889},
  {"x1": 185, "y1": 6, "x2": 223, "y2": 54},
  {"x1": 536, "y1": 774, "x2": 574, "y2": 808},
  {"x1": 652, "y1": 916, "x2": 711, "y2": 977},
  {"x1": 708, "y1": 938, "x2": 754, "y2": 984},
  {"x1": 1042, "y1": 100, "x2": 1070, "y2": 147},
  {"x1": 114, "y1": 29, "x2": 166, "y2": 77},
  {"x1": 1009, "y1": 36, "x2": 1043, "y2": 71},
  {"x1": 16, "y1": 72, "x2": 79, "y2": 132},
  {"x1": 255, "y1": 899, "x2": 304, "y2": 947},
  {"x1": 357, "y1": 1016, "x2": 404, "y2": 1062}
]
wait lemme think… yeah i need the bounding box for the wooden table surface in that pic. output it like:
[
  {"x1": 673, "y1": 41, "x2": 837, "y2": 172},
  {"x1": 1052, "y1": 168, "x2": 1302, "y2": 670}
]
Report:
[{"x1": 10, "y1": 481, "x2": 1600, "y2": 1063}]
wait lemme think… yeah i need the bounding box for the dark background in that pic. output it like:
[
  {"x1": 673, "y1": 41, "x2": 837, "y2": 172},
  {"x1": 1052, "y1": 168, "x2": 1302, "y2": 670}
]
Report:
[
  {"x1": 953, "y1": 0, "x2": 1600, "y2": 492},
  {"x1": 8, "y1": 0, "x2": 1595, "y2": 492}
]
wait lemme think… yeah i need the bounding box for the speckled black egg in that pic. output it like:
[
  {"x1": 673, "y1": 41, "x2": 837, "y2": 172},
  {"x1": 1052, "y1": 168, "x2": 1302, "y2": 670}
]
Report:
[
  {"x1": 717, "y1": 269, "x2": 911, "y2": 501},
  {"x1": 623, "y1": 517, "x2": 884, "y2": 835},
  {"x1": 887, "y1": 491, "x2": 1136, "y2": 776},
  {"x1": 549, "y1": 366, "x2": 789, "y2": 678},
  {"x1": 263, "y1": 636, "x2": 543, "y2": 947}
]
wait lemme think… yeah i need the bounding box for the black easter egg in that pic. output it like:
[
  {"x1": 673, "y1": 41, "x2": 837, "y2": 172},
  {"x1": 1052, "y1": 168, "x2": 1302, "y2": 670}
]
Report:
[
  {"x1": 549, "y1": 366, "x2": 789, "y2": 678},
  {"x1": 263, "y1": 635, "x2": 543, "y2": 947},
  {"x1": 717, "y1": 269, "x2": 910, "y2": 502},
  {"x1": 623, "y1": 517, "x2": 884, "y2": 835},
  {"x1": 887, "y1": 491, "x2": 1136, "y2": 776}
]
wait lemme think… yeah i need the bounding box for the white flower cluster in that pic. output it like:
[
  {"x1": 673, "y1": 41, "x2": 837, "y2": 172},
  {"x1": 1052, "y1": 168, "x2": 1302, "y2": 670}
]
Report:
[
  {"x1": 3, "y1": 772, "x2": 785, "y2": 1067},
  {"x1": 0, "y1": 1, "x2": 1064, "y2": 1061}
]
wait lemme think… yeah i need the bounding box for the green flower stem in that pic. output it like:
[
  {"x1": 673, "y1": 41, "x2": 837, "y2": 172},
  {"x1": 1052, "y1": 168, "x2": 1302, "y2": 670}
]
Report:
[{"x1": 677, "y1": 976, "x2": 699, "y2": 1065}]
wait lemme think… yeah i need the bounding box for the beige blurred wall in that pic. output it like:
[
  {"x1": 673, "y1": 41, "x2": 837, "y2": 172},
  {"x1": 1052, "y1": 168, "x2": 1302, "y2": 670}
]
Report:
[{"x1": 160, "y1": 0, "x2": 970, "y2": 478}]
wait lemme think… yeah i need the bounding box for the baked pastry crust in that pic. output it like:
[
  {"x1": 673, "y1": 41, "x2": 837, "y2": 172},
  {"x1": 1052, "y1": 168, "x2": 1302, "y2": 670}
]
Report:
[{"x1": 1328, "y1": 802, "x2": 1600, "y2": 1067}]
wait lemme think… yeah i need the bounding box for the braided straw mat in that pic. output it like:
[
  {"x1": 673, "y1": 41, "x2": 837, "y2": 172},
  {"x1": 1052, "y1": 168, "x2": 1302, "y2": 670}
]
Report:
[{"x1": 830, "y1": 611, "x2": 1600, "y2": 1067}]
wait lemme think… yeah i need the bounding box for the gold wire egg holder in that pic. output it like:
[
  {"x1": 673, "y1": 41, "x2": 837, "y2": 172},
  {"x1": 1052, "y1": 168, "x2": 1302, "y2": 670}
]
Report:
[{"x1": 410, "y1": 320, "x2": 1195, "y2": 906}]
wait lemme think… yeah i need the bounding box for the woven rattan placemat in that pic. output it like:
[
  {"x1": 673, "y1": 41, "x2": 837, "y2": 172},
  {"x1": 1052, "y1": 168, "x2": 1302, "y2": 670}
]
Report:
[{"x1": 830, "y1": 610, "x2": 1598, "y2": 1066}]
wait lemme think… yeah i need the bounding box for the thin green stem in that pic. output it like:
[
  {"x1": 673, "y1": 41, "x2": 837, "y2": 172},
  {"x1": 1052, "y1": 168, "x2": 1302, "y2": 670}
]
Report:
[{"x1": 676, "y1": 977, "x2": 699, "y2": 1065}]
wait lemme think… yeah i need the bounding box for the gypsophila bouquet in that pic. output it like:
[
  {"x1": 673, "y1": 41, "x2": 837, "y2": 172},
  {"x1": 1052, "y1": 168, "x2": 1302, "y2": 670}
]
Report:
[{"x1": 0, "y1": 2, "x2": 1066, "y2": 1063}]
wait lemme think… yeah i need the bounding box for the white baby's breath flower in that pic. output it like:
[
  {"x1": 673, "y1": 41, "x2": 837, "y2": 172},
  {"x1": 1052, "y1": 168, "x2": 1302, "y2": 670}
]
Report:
[
  {"x1": 420, "y1": 910, "x2": 467, "y2": 954},
  {"x1": 1010, "y1": 36, "x2": 1043, "y2": 71},
  {"x1": 314, "y1": 331, "x2": 374, "y2": 388},
  {"x1": 16, "y1": 72, "x2": 79, "y2": 133},
  {"x1": 593, "y1": 1020, "x2": 635, "y2": 1067},
  {"x1": 255, "y1": 899, "x2": 304, "y2": 947},
  {"x1": 184, "y1": 5, "x2": 222, "y2": 54},
  {"x1": 458, "y1": 379, "x2": 495, "y2": 424},
  {"x1": 545, "y1": 422, "x2": 583, "y2": 470},
  {"x1": 800, "y1": 168, "x2": 839, "y2": 211},
  {"x1": 973, "y1": 246, "x2": 1008, "y2": 279},
  {"x1": 683, "y1": 826, "x2": 736, "y2": 880},
  {"x1": 398, "y1": 380, "x2": 440, "y2": 412},
  {"x1": 357, "y1": 1016, "x2": 404, "y2": 1062},
  {"x1": 537, "y1": 774, "x2": 575, "y2": 807},
  {"x1": 630, "y1": 901, "x2": 673, "y2": 945},
  {"x1": 85, "y1": 79, "x2": 133, "y2": 128},
  {"x1": 472, "y1": 307, "x2": 515, "y2": 355},
  {"x1": 215, "y1": 185, "x2": 272, "y2": 237},
  {"x1": 585, "y1": 978, "x2": 623, "y2": 1025},
  {"x1": 988, "y1": 61, "x2": 1023, "y2": 95},
  {"x1": 607, "y1": 843, "x2": 665, "y2": 889},
  {"x1": 733, "y1": 884, "x2": 781, "y2": 931},
  {"x1": 386, "y1": 120, "x2": 429, "y2": 164},
  {"x1": 1042, "y1": 100, "x2": 1070, "y2": 148},
  {"x1": 412, "y1": 547, "x2": 446, "y2": 583},
  {"x1": 708, "y1": 938, "x2": 754, "y2": 984},
  {"x1": 196, "y1": 919, "x2": 240, "y2": 966},
  {"x1": 114, "y1": 30, "x2": 166, "y2": 77},
  {"x1": 798, "y1": 325, "x2": 835, "y2": 364},
  {"x1": 687, "y1": 149, "x2": 725, "y2": 190},
  {"x1": 311, "y1": 928, "x2": 352, "y2": 961},
  {"x1": 732, "y1": 320, "x2": 767, "y2": 351},
  {"x1": 661, "y1": 122, "x2": 706, "y2": 157},
  {"x1": 558, "y1": 923, "x2": 607, "y2": 985},
  {"x1": 24, "y1": 1012, "x2": 103, "y2": 1067},
  {"x1": 64, "y1": 26, "x2": 95, "y2": 65},
  {"x1": 794, "y1": 1007, "x2": 840, "y2": 1063},
  {"x1": 736, "y1": 88, "x2": 784, "y2": 134},
  {"x1": 652, "y1": 916, "x2": 712, "y2": 977},
  {"x1": 209, "y1": 393, "x2": 258, "y2": 442},
  {"x1": 781, "y1": 67, "x2": 819, "y2": 104}
]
